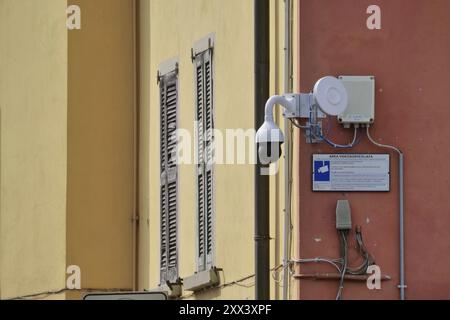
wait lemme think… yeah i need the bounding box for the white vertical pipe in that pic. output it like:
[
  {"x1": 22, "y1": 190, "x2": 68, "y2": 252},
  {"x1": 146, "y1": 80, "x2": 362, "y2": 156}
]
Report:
[
  {"x1": 399, "y1": 153, "x2": 406, "y2": 300},
  {"x1": 366, "y1": 127, "x2": 406, "y2": 300},
  {"x1": 282, "y1": 0, "x2": 292, "y2": 301},
  {"x1": 132, "y1": 0, "x2": 139, "y2": 292}
]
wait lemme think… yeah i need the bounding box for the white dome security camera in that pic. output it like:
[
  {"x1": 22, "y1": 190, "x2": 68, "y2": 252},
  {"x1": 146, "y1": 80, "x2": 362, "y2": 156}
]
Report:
[
  {"x1": 258, "y1": 142, "x2": 282, "y2": 165},
  {"x1": 255, "y1": 95, "x2": 295, "y2": 165},
  {"x1": 255, "y1": 118, "x2": 285, "y2": 164},
  {"x1": 255, "y1": 76, "x2": 348, "y2": 165}
]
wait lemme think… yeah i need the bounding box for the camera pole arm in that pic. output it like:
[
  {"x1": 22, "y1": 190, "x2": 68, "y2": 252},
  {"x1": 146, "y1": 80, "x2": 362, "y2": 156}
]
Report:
[{"x1": 264, "y1": 95, "x2": 297, "y2": 122}]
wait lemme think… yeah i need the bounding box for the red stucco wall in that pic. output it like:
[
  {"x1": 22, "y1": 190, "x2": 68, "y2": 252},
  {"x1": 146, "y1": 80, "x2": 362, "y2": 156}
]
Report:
[{"x1": 297, "y1": 0, "x2": 450, "y2": 300}]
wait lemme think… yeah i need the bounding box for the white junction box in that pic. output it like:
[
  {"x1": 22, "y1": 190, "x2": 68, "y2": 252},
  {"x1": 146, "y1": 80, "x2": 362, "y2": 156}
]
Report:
[{"x1": 338, "y1": 76, "x2": 375, "y2": 127}]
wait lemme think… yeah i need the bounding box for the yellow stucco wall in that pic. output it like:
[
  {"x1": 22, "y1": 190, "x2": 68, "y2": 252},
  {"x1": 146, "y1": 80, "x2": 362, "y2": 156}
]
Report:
[
  {"x1": 0, "y1": 0, "x2": 298, "y2": 301},
  {"x1": 269, "y1": 0, "x2": 300, "y2": 300},
  {"x1": 269, "y1": 0, "x2": 283, "y2": 300},
  {"x1": 137, "y1": 0, "x2": 152, "y2": 291},
  {"x1": 139, "y1": 0, "x2": 255, "y2": 299},
  {"x1": 138, "y1": 0, "x2": 298, "y2": 300},
  {"x1": 0, "y1": 0, "x2": 68, "y2": 299},
  {"x1": 66, "y1": 0, "x2": 135, "y2": 295}
]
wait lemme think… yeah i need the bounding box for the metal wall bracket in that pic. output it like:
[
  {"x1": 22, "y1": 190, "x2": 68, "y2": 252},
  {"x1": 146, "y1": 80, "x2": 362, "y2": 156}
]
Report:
[
  {"x1": 305, "y1": 121, "x2": 324, "y2": 144},
  {"x1": 282, "y1": 93, "x2": 326, "y2": 120},
  {"x1": 277, "y1": 93, "x2": 325, "y2": 144}
]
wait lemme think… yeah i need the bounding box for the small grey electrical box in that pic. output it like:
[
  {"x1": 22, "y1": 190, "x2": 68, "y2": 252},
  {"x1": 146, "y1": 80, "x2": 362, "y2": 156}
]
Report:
[
  {"x1": 336, "y1": 200, "x2": 352, "y2": 230},
  {"x1": 338, "y1": 76, "x2": 375, "y2": 127}
]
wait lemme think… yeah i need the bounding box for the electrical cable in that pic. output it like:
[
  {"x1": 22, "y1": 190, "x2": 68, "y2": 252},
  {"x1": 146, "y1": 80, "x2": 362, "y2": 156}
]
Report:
[
  {"x1": 366, "y1": 126, "x2": 402, "y2": 155},
  {"x1": 295, "y1": 226, "x2": 376, "y2": 300},
  {"x1": 8, "y1": 287, "x2": 132, "y2": 300},
  {"x1": 322, "y1": 126, "x2": 360, "y2": 149},
  {"x1": 290, "y1": 118, "x2": 309, "y2": 129},
  {"x1": 291, "y1": 107, "x2": 361, "y2": 150},
  {"x1": 347, "y1": 227, "x2": 375, "y2": 275},
  {"x1": 272, "y1": 264, "x2": 286, "y2": 286},
  {"x1": 292, "y1": 258, "x2": 342, "y2": 273},
  {"x1": 336, "y1": 231, "x2": 348, "y2": 300}
]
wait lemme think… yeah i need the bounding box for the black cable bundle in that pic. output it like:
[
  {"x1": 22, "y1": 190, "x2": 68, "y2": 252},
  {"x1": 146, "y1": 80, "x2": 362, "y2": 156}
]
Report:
[
  {"x1": 335, "y1": 226, "x2": 375, "y2": 300},
  {"x1": 336, "y1": 230, "x2": 348, "y2": 300}
]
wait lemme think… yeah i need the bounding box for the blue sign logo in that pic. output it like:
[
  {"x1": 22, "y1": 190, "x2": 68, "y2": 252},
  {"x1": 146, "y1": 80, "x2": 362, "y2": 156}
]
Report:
[{"x1": 314, "y1": 161, "x2": 330, "y2": 182}]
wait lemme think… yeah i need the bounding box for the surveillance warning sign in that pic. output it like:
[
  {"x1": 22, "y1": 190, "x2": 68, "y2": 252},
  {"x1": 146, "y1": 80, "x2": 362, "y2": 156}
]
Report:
[{"x1": 312, "y1": 154, "x2": 390, "y2": 192}]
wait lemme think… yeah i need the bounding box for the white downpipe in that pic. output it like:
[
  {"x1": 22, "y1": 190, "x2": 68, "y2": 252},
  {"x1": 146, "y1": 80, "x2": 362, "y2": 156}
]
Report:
[{"x1": 283, "y1": 0, "x2": 292, "y2": 301}]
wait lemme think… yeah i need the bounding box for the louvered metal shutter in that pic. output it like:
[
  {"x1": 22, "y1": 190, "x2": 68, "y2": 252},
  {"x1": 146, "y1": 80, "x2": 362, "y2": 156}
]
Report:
[
  {"x1": 160, "y1": 71, "x2": 179, "y2": 284},
  {"x1": 195, "y1": 49, "x2": 214, "y2": 272}
]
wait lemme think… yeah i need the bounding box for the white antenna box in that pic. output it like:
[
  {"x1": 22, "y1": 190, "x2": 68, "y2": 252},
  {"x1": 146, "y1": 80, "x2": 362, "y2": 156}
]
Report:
[{"x1": 338, "y1": 76, "x2": 375, "y2": 127}]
